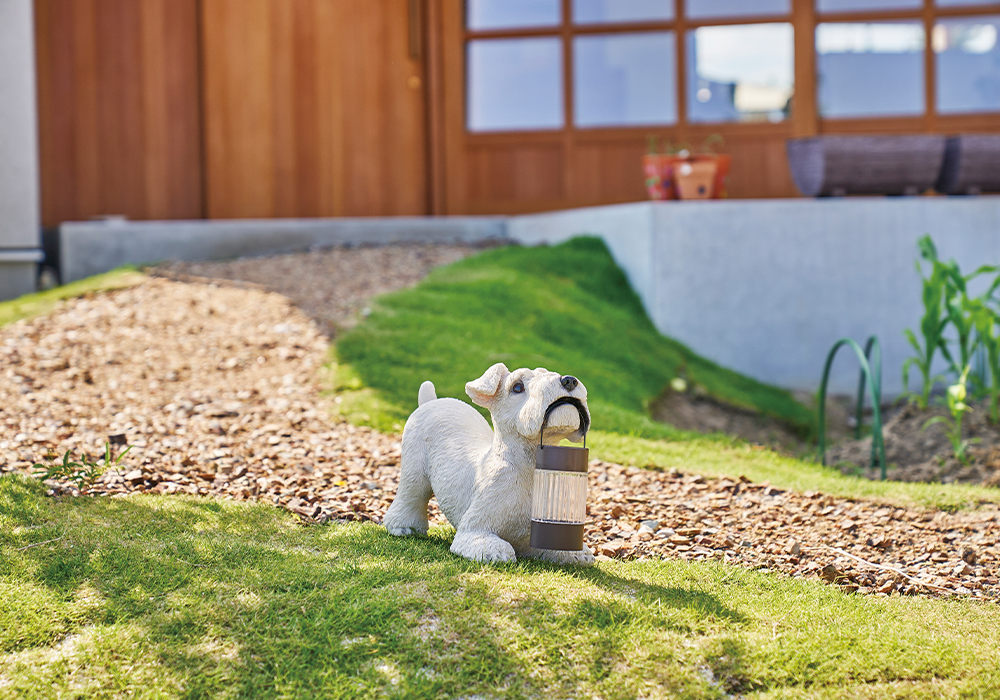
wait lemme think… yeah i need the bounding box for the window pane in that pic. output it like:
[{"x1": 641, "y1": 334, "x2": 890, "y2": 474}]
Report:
[
  {"x1": 686, "y1": 23, "x2": 794, "y2": 123},
  {"x1": 467, "y1": 38, "x2": 563, "y2": 131},
  {"x1": 574, "y1": 32, "x2": 677, "y2": 126},
  {"x1": 935, "y1": 16, "x2": 1000, "y2": 114},
  {"x1": 937, "y1": 0, "x2": 1000, "y2": 6},
  {"x1": 572, "y1": 0, "x2": 673, "y2": 24},
  {"x1": 686, "y1": 0, "x2": 790, "y2": 20},
  {"x1": 466, "y1": 0, "x2": 560, "y2": 31},
  {"x1": 816, "y1": 22, "x2": 925, "y2": 118},
  {"x1": 817, "y1": 0, "x2": 920, "y2": 12}
]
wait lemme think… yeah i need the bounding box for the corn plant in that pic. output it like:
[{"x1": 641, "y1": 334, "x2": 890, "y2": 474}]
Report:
[
  {"x1": 33, "y1": 442, "x2": 131, "y2": 494},
  {"x1": 923, "y1": 366, "x2": 978, "y2": 464},
  {"x1": 903, "y1": 236, "x2": 952, "y2": 408},
  {"x1": 966, "y1": 297, "x2": 1000, "y2": 423}
]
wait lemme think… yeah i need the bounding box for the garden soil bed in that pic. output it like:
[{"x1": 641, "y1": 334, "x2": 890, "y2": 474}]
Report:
[
  {"x1": 1, "y1": 246, "x2": 997, "y2": 601},
  {"x1": 827, "y1": 401, "x2": 1000, "y2": 487}
]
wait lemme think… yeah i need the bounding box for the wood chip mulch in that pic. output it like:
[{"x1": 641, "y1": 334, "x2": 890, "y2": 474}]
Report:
[{"x1": 1, "y1": 272, "x2": 997, "y2": 602}]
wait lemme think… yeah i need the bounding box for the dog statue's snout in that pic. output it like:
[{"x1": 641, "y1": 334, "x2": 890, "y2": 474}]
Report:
[{"x1": 560, "y1": 375, "x2": 579, "y2": 392}]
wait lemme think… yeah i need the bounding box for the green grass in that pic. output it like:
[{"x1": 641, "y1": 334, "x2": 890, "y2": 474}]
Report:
[
  {"x1": 0, "y1": 267, "x2": 147, "y2": 328},
  {"x1": 2, "y1": 474, "x2": 999, "y2": 700},
  {"x1": 334, "y1": 237, "x2": 814, "y2": 439}
]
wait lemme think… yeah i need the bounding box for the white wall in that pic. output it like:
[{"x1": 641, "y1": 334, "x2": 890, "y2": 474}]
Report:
[
  {"x1": 510, "y1": 198, "x2": 1000, "y2": 395},
  {"x1": 0, "y1": 0, "x2": 42, "y2": 299}
]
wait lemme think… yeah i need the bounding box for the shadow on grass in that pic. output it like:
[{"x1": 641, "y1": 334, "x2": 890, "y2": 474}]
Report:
[{"x1": 1, "y1": 474, "x2": 751, "y2": 698}]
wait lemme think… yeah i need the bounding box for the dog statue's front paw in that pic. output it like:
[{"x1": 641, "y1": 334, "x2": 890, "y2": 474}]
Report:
[
  {"x1": 526, "y1": 544, "x2": 596, "y2": 567},
  {"x1": 386, "y1": 526, "x2": 424, "y2": 537},
  {"x1": 451, "y1": 531, "x2": 517, "y2": 564}
]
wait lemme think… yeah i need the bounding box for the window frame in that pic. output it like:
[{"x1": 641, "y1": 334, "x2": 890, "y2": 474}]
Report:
[
  {"x1": 815, "y1": 0, "x2": 1000, "y2": 129},
  {"x1": 461, "y1": 0, "x2": 1000, "y2": 137},
  {"x1": 462, "y1": 0, "x2": 795, "y2": 135}
]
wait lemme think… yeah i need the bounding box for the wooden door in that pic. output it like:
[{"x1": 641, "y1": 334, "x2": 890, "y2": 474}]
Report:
[
  {"x1": 201, "y1": 0, "x2": 429, "y2": 219},
  {"x1": 35, "y1": 0, "x2": 203, "y2": 227}
]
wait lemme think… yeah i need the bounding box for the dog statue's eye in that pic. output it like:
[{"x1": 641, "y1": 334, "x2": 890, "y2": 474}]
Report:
[{"x1": 511, "y1": 381, "x2": 524, "y2": 394}]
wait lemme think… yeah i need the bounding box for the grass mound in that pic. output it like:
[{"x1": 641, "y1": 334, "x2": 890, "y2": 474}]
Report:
[
  {"x1": 335, "y1": 237, "x2": 812, "y2": 439},
  {"x1": 3, "y1": 475, "x2": 998, "y2": 699}
]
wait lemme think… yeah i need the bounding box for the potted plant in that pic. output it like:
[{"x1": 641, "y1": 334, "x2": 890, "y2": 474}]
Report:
[{"x1": 644, "y1": 135, "x2": 730, "y2": 201}]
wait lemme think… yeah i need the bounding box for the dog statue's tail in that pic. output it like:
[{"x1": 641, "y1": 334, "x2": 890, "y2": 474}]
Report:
[{"x1": 418, "y1": 381, "x2": 437, "y2": 406}]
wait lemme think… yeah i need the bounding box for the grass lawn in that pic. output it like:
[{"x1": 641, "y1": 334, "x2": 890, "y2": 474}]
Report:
[{"x1": 3, "y1": 475, "x2": 999, "y2": 700}]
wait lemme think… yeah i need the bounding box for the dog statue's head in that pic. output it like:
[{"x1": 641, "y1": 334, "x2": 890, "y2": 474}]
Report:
[{"x1": 466, "y1": 363, "x2": 589, "y2": 445}]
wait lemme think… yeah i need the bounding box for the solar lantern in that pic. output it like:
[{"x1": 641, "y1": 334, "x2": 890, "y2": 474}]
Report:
[{"x1": 530, "y1": 397, "x2": 590, "y2": 551}]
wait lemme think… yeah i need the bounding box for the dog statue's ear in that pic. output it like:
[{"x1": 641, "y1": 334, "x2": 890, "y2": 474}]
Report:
[{"x1": 466, "y1": 363, "x2": 510, "y2": 408}]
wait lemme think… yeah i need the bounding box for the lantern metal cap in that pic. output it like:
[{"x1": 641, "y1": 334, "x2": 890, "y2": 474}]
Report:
[
  {"x1": 530, "y1": 520, "x2": 585, "y2": 551},
  {"x1": 536, "y1": 444, "x2": 589, "y2": 472}
]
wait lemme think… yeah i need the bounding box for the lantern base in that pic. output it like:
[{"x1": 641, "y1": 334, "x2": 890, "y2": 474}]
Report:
[{"x1": 530, "y1": 519, "x2": 584, "y2": 551}]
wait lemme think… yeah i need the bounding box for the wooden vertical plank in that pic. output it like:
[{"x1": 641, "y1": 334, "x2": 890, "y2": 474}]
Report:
[
  {"x1": 202, "y1": 0, "x2": 275, "y2": 218},
  {"x1": 923, "y1": 0, "x2": 936, "y2": 132},
  {"x1": 141, "y1": 0, "x2": 169, "y2": 219},
  {"x1": 269, "y1": 0, "x2": 296, "y2": 217},
  {"x1": 71, "y1": 0, "x2": 100, "y2": 219},
  {"x1": 95, "y1": 0, "x2": 146, "y2": 217},
  {"x1": 160, "y1": 0, "x2": 203, "y2": 219},
  {"x1": 291, "y1": 0, "x2": 321, "y2": 216},
  {"x1": 440, "y1": 0, "x2": 467, "y2": 214},
  {"x1": 315, "y1": 0, "x2": 344, "y2": 216},
  {"x1": 791, "y1": 0, "x2": 818, "y2": 138},
  {"x1": 425, "y1": 0, "x2": 448, "y2": 214}
]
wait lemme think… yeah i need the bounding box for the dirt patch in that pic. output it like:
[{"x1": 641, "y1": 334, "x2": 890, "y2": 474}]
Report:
[
  {"x1": 650, "y1": 388, "x2": 807, "y2": 452},
  {"x1": 827, "y1": 401, "x2": 1000, "y2": 487}
]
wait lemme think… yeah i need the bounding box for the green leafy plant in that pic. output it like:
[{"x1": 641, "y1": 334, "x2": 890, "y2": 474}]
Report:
[
  {"x1": 903, "y1": 236, "x2": 953, "y2": 408},
  {"x1": 965, "y1": 297, "x2": 1000, "y2": 423},
  {"x1": 923, "y1": 366, "x2": 978, "y2": 464},
  {"x1": 33, "y1": 442, "x2": 131, "y2": 494}
]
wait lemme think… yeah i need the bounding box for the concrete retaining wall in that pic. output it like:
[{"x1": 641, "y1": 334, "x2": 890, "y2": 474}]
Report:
[
  {"x1": 0, "y1": 0, "x2": 42, "y2": 299},
  {"x1": 60, "y1": 216, "x2": 508, "y2": 284},
  {"x1": 511, "y1": 198, "x2": 1000, "y2": 395}
]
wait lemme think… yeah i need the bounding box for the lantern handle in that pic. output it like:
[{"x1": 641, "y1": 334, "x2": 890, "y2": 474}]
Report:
[{"x1": 538, "y1": 396, "x2": 590, "y2": 450}]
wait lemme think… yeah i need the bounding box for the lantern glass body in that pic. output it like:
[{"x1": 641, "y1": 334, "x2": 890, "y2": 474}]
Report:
[{"x1": 531, "y1": 469, "x2": 587, "y2": 524}]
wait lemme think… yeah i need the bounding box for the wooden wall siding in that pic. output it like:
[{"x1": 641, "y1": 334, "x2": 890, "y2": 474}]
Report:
[
  {"x1": 201, "y1": 0, "x2": 428, "y2": 219},
  {"x1": 35, "y1": 0, "x2": 202, "y2": 227},
  {"x1": 465, "y1": 143, "x2": 564, "y2": 203}
]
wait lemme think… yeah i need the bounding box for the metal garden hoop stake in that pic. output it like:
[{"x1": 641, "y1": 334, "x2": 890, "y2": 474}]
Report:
[
  {"x1": 817, "y1": 336, "x2": 886, "y2": 479},
  {"x1": 530, "y1": 397, "x2": 590, "y2": 551}
]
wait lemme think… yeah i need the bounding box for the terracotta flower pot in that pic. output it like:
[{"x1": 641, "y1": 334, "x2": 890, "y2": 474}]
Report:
[{"x1": 645, "y1": 152, "x2": 730, "y2": 200}]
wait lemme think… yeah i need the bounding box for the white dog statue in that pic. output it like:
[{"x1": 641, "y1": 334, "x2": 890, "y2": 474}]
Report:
[{"x1": 383, "y1": 362, "x2": 595, "y2": 565}]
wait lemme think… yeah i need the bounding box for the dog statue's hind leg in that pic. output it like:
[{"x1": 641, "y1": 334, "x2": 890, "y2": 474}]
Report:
[
  {"x1": 383, "y1": 440, "x2": 432, "y2": 536},
  {"x1": 383, "y1": 381, "x2": 438, "y2": 536}
]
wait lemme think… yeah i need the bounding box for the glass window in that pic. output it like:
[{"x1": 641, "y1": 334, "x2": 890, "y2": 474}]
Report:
[
  {"x1": 467, "y1": 38, "x2": 564, "y2": 131},
  {"x1": 935, "y1": 16, "x2": 1000, "y2": 114},
  {"x1": 686, "y1": 23, "x2": 794, "y2": 123},
  {"x1": 817, "y1": 0, "x2": 920, "y2": 12},
  {"x1": 572, "y1": 0, "x2": 674, "y2": 24},
  {"x1": 574, "y1": 32, "x2": 677, "y2": 127},
  {"x1": 466, "y1": 0, "x2": 561, "y2": 31},
  {"x1": 816, "y1": 22, "x2": 925, "y2": 117},
  {"x1": 937, "y1": 0, "x2": 1000, "y2": 6},
  {"x1": 686, "y1": 0, "x2": 790, "y2": 21}
]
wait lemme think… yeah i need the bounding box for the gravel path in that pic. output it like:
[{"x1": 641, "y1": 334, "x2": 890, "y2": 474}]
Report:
[
  {"x1": 151, "y1": 244, "x2": 477, "y2": 337},
  {"x1": 1, "y1": 250, "x2": 997, "y2": 601}
]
